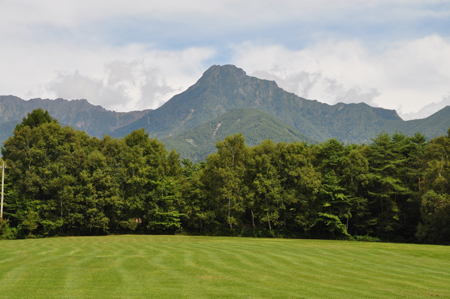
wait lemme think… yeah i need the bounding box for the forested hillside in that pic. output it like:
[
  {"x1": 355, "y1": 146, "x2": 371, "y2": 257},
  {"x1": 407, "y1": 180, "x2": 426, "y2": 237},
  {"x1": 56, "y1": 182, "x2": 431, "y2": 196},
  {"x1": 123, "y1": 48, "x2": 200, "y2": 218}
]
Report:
[
  {"x1": 162, "y1": 108, "x2": 317, "y2": 162},
  {"x1": 1, "y1": 109, "x2": 449, "y2": 245}
]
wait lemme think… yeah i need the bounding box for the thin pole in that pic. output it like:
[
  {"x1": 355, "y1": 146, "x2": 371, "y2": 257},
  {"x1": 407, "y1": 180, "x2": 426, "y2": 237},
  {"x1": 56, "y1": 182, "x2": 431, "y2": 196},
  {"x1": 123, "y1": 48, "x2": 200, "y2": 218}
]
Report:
[{"x1": 1, "y1": 161, "x2": 4, "y2": 218}]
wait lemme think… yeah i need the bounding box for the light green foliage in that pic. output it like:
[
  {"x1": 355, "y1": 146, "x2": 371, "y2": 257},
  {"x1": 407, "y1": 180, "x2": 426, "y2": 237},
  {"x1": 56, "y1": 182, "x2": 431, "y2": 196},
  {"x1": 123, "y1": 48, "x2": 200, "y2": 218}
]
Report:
[
  {"x1": 246, "y1": 140, "x2": 283, "y2": 231},
  {"x1": 0, "y1": 218, "x2": 15, "y2": 239},
  {"x1": 179, "y1": 159, "x2": 212, "y2": 231},
  {"x1": 202, "y1": 134, "x2": 248, "y2": 230},
  {"x1": 273, "y1": 142, "x2": 321, "y2": 233},
  {"x1": 1, "y1": 112, "x2": 183, "y2": 237},
  {"x1": 121, "y1": 129, "x2": 184, "y2": 233}
]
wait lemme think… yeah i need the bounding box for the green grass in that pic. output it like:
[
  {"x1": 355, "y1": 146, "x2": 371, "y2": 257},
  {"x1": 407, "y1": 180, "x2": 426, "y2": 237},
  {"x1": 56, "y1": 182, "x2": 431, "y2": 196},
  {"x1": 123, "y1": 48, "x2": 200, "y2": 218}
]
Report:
[{"x1": 0, "y1": 236, "x2": 449, "y2": 298}]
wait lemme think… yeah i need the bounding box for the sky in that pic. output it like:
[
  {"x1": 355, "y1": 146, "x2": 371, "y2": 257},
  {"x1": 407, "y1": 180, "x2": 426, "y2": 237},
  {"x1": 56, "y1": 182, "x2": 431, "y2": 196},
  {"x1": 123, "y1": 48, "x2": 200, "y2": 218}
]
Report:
[{"x1": 1, "y1": 1, "x2": 450, "y2": 120}]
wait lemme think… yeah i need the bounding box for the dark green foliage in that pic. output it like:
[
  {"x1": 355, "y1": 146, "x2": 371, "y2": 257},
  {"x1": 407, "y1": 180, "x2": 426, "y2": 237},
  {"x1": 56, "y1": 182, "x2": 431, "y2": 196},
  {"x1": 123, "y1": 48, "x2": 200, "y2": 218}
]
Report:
[
  {"x1": 366, "y1": 133, "x2": 410, "y2": 234},
  {"x1": 313, "y1": 139, "x2": 369, "y2": 238},
  {"x1": 15, "y1": 108, "x2": 58, "y2": 131},
  {"x1": 415, "y1": 132, "x2": 450, "y2": 244},
  {"x1": 1, "y1": 109, "x2": 449, "y2": 245},
  {"x1": 353, "y1": 235, "x2": 381, "y2": 242},
  {"x1": 416, "y1": 191, "x2": 450, "y2": 244},
  {"x1": 348, "y1": 132, "x2": 427, "y2": 241}
]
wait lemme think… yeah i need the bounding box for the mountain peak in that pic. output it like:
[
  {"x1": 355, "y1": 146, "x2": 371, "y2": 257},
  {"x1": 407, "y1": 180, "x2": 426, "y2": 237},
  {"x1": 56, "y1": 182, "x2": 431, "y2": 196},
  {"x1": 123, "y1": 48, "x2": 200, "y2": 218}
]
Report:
[
  {"x1": 200, "y1": 64, "x2": 249, "y2": 85},
  {"x1": 203, "y1": 64, "x2": 247, "y2": 75}
]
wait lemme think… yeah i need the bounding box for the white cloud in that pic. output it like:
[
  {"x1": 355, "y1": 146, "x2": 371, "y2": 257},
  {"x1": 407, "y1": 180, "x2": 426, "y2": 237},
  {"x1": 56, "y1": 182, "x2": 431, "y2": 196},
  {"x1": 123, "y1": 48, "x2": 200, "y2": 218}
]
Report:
[
  {"x1": 0, "y1": 38, "x2": 215, "y2": 111},
  {"x1": 46, "y1": 63, "x2": 176, "y2": 112},
  {"x1": 231, "y1": 35, "x2": 450, "y2": 118},
  {"x1": 0, "y1": 0, "x2": 449, "y2": 117},
  {"x1": 252, "y1": 69, "x2": 380, "y2": 107},
  {"x1": 1, "y1": 1, "x2": 449, "y2": 39}
]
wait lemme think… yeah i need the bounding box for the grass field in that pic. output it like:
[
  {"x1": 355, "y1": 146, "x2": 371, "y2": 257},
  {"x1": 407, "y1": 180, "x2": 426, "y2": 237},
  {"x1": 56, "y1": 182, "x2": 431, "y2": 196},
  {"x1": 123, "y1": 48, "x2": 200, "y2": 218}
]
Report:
[{"x1": 0, "y1": 236, "x2": 449, "y2": 298}]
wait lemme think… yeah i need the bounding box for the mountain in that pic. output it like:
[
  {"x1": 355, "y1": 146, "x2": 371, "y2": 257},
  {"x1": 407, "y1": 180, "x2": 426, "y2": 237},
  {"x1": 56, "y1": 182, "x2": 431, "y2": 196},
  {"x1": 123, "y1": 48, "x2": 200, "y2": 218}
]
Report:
[
  {"x1": 111, "y1": 65, "x2": 407, "y2": 144},
  {"x1": 0, "y1": 95, "x2": 150, "y2": 142},
  {"x1": 383, "y1": 106, "x2": 450, "y2": 139},
  {"x1": 1, "y1": 65, "x2": 449, "y2": 152},
  {"x1": 162, "y1": 108, "x2": 317, "y2": 162}
]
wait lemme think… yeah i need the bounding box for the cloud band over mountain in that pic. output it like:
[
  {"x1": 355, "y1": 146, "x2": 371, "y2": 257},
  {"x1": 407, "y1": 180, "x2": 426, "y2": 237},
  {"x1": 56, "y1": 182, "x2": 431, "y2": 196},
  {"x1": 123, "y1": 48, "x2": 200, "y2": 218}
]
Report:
[{"x1": 1, "y1": 1, "x2": 449, "y2": 119}]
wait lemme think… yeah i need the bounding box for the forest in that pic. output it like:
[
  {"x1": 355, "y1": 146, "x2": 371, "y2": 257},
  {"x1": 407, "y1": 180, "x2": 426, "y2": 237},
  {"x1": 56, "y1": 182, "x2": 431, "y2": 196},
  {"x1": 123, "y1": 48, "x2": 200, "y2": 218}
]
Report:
[{"x1": 0, "y1": 109, "x2": 449, "y2": 245}]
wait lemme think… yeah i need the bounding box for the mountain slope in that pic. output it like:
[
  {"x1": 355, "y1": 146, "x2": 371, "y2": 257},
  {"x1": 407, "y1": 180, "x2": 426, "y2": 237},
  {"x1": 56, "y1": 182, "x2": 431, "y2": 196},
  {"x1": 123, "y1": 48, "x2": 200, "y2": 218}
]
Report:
[
  {"x1": 383, "y1": 106, "x2": 450, "y2": 139},
  {"x1": 111, "y1": 65, "x2": 404, "y2": 144},
  {"x1": 2, "y1": 65, "x2": 449, "y2": 148},
  {"x1": 162, "y1": 108, "x2": 317, "y2": 162},
  {"x1": 0, "y1": 96, "x2": 150, "y2": 142}
]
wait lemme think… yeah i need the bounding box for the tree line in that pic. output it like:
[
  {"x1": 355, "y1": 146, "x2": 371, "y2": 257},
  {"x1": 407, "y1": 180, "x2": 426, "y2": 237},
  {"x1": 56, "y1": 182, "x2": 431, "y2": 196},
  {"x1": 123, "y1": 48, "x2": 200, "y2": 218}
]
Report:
[{"x1": 0, "y1": 109, "x2": 449, "y2": 244}]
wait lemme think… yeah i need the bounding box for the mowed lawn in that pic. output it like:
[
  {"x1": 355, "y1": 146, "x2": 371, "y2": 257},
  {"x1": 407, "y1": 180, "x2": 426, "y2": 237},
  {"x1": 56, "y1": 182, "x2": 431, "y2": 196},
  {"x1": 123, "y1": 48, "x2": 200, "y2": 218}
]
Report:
[{"x1": 0, "y1": 236, "x2": 449, "y2": 298}]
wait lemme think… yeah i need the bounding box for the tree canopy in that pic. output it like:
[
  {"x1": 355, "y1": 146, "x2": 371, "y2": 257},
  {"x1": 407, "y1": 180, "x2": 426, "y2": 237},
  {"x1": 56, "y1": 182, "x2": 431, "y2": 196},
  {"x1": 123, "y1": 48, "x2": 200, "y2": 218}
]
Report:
[
  {"x1": 0, "y1": 109, "x2": 449, "y2": 245},
  {"x1": 15, "y1": 108, "x2": 58, "y2": 131}
]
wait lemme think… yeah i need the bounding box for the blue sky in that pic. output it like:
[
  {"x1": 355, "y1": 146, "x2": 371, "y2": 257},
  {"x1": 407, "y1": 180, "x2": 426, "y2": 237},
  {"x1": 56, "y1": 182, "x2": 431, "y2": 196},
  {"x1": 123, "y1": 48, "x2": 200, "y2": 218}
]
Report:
[{"x1": 1, "y1": 0, "x2": 449, "y2": 119}]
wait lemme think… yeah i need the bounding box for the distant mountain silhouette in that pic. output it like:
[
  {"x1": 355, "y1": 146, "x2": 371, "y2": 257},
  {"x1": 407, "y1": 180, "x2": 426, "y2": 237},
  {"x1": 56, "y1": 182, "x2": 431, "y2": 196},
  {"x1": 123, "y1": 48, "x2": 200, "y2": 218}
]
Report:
[
  {"x1": 1, "y1": 65, "x2": 449, "y2": 155},
  {"x1": 112, "y1": 65, "x2": 445, "y2": 144},
  {"x1": 0, "y1": 95, "x2": 150, "y2": 143}
]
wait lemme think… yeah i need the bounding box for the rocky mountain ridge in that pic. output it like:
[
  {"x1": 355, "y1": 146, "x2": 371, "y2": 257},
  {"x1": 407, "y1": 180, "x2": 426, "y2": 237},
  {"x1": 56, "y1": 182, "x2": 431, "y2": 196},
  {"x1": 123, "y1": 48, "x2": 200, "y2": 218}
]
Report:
[
  {"x1": 1, "y1": 65, "x2": 449, "y2": 160},
  {"x1": 0, "y1": 95, "x2": 150, "y2": 142}
]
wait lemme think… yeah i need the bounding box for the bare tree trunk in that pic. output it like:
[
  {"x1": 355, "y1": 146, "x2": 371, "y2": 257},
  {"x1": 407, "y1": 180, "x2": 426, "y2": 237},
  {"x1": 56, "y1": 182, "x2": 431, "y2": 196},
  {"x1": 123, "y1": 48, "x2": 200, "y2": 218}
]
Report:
[
  {"x1": 228, "y1": 197, "x2": 232, "y2": 230},
  {"x1": 251, "y1": 209, "x2": 255, "y2": 228}
]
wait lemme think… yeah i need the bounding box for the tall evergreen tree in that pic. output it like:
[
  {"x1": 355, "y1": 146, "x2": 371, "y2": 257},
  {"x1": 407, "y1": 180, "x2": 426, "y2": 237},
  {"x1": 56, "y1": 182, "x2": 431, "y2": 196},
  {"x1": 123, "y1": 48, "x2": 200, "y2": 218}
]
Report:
[
  {"x1": 15, "y1": 108, "x2": 58, "y2": 131},
  {"x1": 365, "y1": 132, "x2": 412, "y2": 238}
]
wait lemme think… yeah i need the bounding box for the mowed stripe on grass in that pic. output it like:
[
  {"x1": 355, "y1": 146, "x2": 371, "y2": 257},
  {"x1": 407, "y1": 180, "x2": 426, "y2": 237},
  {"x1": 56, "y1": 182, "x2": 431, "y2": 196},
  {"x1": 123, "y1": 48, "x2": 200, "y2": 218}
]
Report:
[{"x1": 0, "y1": 235, "x2": 448, "y2": 298}]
